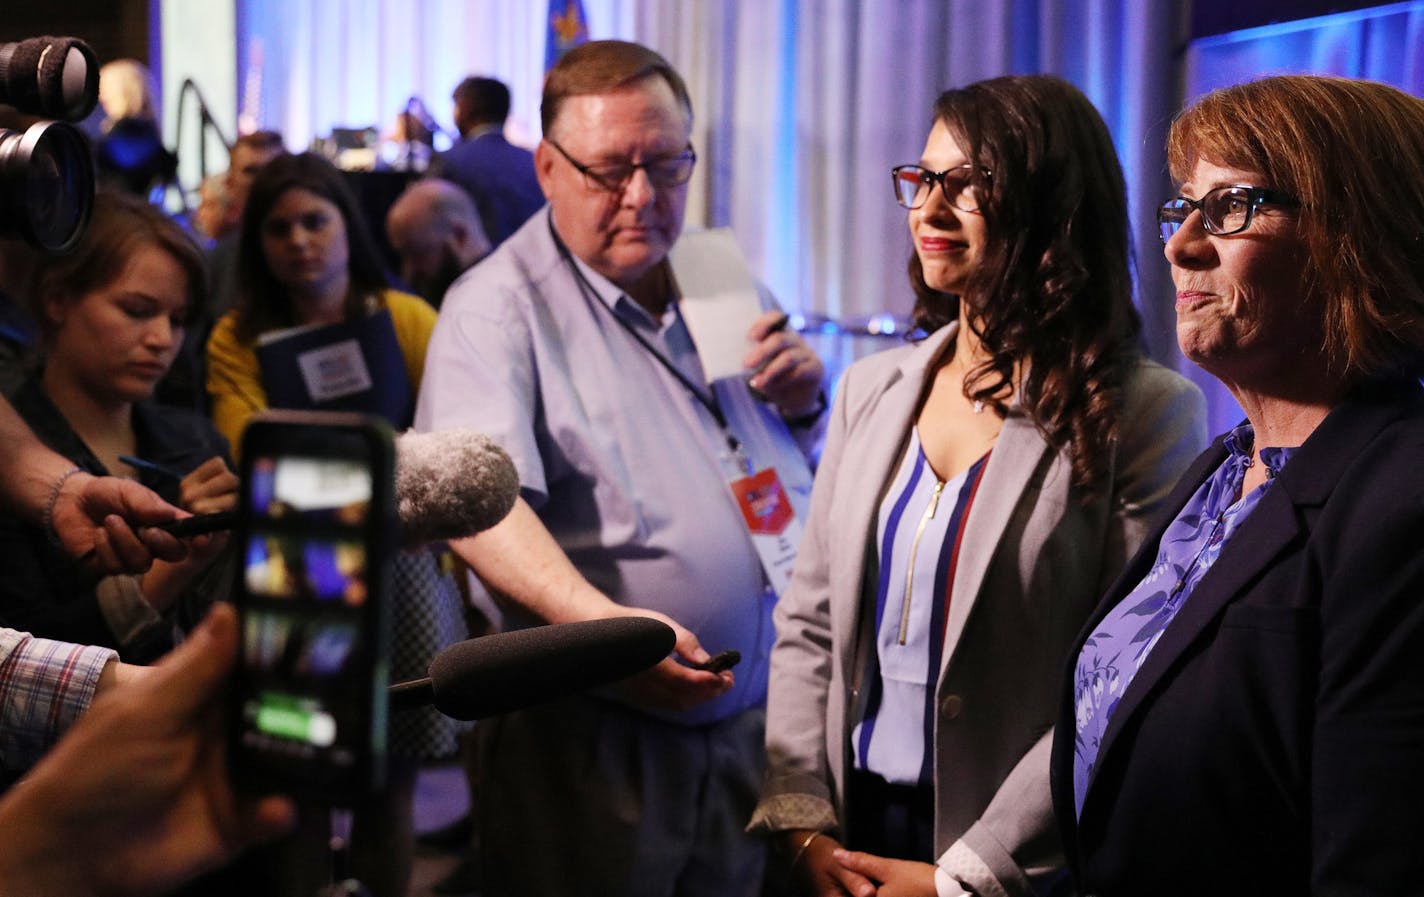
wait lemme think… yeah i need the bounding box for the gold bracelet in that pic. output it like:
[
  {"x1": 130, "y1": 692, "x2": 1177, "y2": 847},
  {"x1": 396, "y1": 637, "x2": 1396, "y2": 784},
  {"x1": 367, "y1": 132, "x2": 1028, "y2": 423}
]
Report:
[{"x1": 790, "y1": 830, "x2": 822, "y2": 871}]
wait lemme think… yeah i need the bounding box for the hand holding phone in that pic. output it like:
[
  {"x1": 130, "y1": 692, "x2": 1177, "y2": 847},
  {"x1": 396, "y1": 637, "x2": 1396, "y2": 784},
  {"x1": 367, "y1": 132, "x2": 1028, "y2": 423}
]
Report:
[{"x1": 228, "y1": 412, "x2": 396, "y2": 804}]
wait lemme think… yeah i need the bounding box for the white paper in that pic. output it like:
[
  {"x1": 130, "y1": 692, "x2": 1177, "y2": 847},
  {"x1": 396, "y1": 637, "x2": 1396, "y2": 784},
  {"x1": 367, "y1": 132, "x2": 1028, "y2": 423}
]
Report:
[{"x1": 669, "y1": 228, "x2": 764, "y2": 383}]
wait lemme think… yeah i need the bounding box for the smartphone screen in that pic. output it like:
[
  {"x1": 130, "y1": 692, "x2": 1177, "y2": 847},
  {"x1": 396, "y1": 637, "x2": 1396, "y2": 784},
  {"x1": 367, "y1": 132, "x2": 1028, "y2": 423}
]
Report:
[{"x1": 229, "y1": 413, "x2": 395, "y2": 803}]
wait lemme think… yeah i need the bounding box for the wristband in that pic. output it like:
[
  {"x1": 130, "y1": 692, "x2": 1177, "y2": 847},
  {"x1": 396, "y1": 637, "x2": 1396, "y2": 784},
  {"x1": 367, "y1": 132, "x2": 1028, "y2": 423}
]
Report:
[{"x1": 42, "y1": 466, "x2": 85, "y2": 547}]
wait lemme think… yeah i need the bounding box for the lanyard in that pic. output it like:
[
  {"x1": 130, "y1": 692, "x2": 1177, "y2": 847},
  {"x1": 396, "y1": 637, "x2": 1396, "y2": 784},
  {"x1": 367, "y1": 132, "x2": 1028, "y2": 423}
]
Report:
[{"x1": 547, "y1": 218, "x2": 748, "y2": 464}]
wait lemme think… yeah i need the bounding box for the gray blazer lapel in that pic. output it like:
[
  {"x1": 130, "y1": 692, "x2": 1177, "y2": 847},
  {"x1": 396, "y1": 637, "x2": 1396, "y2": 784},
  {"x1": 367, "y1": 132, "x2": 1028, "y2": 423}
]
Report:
[
  {"x1": 833, "y1": 329, "x2": 952, "y2": 688},
  {"x1": 940, "y1": 412, "x2": 1053, "y2": 677}
]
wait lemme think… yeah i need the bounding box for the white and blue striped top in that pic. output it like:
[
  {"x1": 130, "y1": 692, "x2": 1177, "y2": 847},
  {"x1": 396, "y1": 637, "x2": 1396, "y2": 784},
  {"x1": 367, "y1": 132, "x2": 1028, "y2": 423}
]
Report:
[{"x1": 852, "y1": 427, "x2": 990, "y2": 786}]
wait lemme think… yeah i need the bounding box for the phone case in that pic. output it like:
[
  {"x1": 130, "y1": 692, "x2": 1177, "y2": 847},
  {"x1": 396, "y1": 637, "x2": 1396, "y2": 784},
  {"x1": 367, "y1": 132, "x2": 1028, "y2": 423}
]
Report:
[{"x1": 227, "y1": 410, "x2": 396, "y2": 804}]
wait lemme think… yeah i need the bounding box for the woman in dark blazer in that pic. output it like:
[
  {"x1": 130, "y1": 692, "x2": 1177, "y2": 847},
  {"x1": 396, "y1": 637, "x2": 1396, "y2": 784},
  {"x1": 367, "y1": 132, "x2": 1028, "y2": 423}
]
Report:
[{"x1": 1052, "y1": 74, "x2": 1424, "y2": 897}]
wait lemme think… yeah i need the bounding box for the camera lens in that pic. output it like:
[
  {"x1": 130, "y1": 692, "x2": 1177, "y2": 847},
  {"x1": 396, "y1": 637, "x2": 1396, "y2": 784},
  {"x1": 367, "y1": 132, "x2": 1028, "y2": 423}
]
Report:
[{"x1": 0, "y1": 120, "x2": 93, "y2": 252}]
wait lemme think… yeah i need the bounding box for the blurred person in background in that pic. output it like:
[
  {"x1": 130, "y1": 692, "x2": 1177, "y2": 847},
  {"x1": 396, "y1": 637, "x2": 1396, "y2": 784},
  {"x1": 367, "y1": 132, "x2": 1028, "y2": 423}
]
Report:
[
  {"x1": 431, "y1": 75, "x2": 544, "y2": 247},
  {"x1": 386, "y1": 178, "x2": 491, "y2": 307},
  {"x1": 175, "y1": 131, "x2": 287, "y2": 415},
  {"x1": 94, "y1": 59, "x2": 176, "y2": 202}
]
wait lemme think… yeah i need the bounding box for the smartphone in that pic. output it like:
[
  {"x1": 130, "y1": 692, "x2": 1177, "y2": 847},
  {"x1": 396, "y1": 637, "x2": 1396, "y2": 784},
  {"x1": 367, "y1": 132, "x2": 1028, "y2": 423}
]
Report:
[
  {"x1": 694, "y1": 649, "x2": 741, "y2": 673},
  {"x1": 228, "y1": 411, "x2": 396, "y2": 804},
  {"x1": 149, "y1": 510, "x2": 236, "y2": 538}
]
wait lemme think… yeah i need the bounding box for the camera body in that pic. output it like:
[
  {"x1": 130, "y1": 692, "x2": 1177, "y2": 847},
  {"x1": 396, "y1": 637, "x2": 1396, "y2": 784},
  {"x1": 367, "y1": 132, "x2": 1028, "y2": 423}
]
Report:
[{"x1": 0, "y1": 36, "x2": 100, "y2": 251}]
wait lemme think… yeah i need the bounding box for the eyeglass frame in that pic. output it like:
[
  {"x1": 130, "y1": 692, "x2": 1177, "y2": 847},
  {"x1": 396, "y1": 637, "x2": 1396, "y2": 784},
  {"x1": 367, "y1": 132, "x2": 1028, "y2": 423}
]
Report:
[
  {"x1": 890, "y1": 163, "x2": 992, "y2": 212},
  {"x1": 1157, "y1": 185, "x2": 1299, "y2": 243},
  {"x1": 546, "y1": 139, "x2": 697, "y2": 193}
]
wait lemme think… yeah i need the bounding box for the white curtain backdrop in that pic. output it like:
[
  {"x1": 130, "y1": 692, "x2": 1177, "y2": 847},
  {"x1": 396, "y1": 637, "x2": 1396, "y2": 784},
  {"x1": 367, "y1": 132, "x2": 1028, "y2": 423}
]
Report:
[
  {"x1": 238, "y1": 0, "x2": 1187, "y2": 357},
  {"x1": 234, "y1": 0, "x2": 1424, "y2": 409}
]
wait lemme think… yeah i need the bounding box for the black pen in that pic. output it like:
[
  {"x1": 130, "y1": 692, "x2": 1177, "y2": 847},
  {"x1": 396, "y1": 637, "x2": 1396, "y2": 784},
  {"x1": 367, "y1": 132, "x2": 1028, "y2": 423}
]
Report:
[
  {"x1": 767, "y1": 312, "x2": 790, "y2": 335},
  {"x1": 118, "y1": 454, "x2": 186, "y2": 481}
]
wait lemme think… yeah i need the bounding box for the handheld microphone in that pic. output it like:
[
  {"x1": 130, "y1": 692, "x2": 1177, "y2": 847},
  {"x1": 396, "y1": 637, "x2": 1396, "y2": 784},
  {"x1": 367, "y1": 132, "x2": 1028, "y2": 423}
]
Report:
[
  {"x1": 147, "y1": 429, "x2": 520, "y2": 545},
  {"x1": 388, "y1": 617, "x2": 677, "y2": 720},
  {"x1": 0, "y1": 37, "x2": 99, "y2": 121}
]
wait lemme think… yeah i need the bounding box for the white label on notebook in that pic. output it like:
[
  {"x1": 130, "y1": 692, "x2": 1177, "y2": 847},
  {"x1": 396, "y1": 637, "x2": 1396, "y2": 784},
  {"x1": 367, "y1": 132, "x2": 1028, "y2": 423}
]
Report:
[{"x1": 297, "y1": 339, "x2": 373, "y2": 402}]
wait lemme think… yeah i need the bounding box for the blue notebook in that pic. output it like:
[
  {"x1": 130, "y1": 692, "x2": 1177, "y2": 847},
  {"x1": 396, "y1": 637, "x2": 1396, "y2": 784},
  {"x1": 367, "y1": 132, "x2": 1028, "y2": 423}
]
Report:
[{"x1": 255, "y1": 309, "x2": 414, "y2": 427}]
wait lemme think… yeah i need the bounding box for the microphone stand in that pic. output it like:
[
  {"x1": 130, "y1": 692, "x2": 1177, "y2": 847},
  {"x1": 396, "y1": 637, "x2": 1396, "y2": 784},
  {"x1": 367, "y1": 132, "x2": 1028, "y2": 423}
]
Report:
[
  {"x1": 402, "y1": 96, "x2": 426, "y2": 173},
  {"x1": 173, "y1": 78, "x2": 234, "y2": 211}
]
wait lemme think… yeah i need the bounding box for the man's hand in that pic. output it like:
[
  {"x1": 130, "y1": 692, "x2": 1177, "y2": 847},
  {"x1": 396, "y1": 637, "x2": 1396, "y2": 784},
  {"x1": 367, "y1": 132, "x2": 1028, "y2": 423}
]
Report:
[
  {"x1": 51, "y1": 473, "x2": 188, "y2": 573},
  {"x1": 833, "y1": 849, "x2": 942, "y2": 897},
  {"x1": 606, "y1": 607, "x2": 733, "y2": 712},
  {"x1": 0, "y1": 603, "x2": 296, "y2": 897},
  {"x1": 743, "y1": 311, "x2": 825, "y2": 420}
]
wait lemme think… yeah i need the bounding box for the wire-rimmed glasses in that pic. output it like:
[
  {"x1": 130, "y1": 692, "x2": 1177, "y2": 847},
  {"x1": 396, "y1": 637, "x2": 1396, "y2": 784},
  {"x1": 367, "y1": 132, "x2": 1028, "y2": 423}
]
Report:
[{"x1": 547, "y1": 139, "x2": 697, "y2": 193}]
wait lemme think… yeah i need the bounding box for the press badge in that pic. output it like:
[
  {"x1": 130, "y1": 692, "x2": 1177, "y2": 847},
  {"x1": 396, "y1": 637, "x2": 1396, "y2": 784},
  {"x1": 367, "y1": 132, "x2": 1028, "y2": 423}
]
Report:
[{"x1": 728, "y1": 466, "x2": 803, "y2": 598}]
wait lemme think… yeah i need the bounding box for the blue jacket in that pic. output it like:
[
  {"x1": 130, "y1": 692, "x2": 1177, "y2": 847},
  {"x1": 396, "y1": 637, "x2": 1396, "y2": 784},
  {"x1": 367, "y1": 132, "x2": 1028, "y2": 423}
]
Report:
[{"x1": 431, "y1": 131, "x2": 545, "y2": 247}]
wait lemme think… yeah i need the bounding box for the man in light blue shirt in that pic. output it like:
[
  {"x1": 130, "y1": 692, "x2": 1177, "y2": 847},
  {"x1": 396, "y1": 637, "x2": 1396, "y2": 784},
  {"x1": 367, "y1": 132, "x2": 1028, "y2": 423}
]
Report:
[{"x1": 414, "y1": 39, "x2": 826, "y2": 897}]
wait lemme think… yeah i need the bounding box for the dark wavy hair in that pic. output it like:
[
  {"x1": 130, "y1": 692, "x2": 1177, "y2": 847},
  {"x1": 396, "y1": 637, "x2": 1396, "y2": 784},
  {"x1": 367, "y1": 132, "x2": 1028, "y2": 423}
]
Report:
[
  {"x1": 909, "y1": 74, "x2": 1143, "y2": 493},
  {"x1": 233, "y1": 152, "x2": 391, "y2": 343}
]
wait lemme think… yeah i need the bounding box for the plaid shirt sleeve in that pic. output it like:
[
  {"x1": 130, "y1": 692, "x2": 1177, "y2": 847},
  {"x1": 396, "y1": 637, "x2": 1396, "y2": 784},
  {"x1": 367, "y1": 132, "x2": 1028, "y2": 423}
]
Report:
[{"x1": 0, "y1": 628, "x2": 117, "y2": 772}]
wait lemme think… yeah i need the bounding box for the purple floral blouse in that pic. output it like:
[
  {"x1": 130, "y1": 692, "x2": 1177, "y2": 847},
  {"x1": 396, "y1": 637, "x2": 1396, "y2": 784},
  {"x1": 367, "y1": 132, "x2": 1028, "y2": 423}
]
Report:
[{"x1": 1071, "y1": 424, "x2": 1296, "y2": 816}]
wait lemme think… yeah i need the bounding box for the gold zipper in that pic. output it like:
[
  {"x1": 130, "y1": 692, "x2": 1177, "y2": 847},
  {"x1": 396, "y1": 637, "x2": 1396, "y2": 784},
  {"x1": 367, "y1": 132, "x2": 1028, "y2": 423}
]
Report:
[{"x1": 899, "y1": 479, "x2": 945, "y2": 645}]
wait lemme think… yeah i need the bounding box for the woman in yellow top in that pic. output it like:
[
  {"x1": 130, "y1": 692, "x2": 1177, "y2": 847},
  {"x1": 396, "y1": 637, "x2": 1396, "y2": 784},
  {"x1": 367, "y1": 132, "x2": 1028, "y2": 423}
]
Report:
[
  {"x1": 205, "y1": 151, "x2": 461, "y2": 897},
  {"x1": 205, "y1": 152, "x2": 435, "y2": 449}
]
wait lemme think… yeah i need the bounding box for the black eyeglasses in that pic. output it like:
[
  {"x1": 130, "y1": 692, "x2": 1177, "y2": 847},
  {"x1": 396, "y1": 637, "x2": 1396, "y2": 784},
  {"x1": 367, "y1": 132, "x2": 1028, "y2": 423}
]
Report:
[
  {"x1": 890, "y1": 164, "x2": 990, "y2": 212},
  {"x1": 547, "y1": 139, "x2": 697, "y2": 193},
  {"x1": 1158, "y1": 185, "x2": 1298, "y2": 243}
]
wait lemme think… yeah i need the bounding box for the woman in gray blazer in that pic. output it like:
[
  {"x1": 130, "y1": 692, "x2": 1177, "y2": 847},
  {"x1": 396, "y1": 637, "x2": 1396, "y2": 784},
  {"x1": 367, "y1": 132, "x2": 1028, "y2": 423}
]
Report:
[{"x1": 749, "y1": 75, "x2": 1206, "y2": 897}]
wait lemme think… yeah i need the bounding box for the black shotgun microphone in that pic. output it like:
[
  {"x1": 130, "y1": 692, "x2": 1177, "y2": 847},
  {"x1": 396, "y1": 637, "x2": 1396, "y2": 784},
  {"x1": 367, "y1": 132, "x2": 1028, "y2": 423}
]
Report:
[
  {"x1": 389, "y1": 617, "x2": 677, "y2": 720},
  {"x1": 147, "y1": 429, "x2": 521, "y2": 545},
  {"x1": 0, "y1": 37, "x2": 99, "y2": 121}
]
